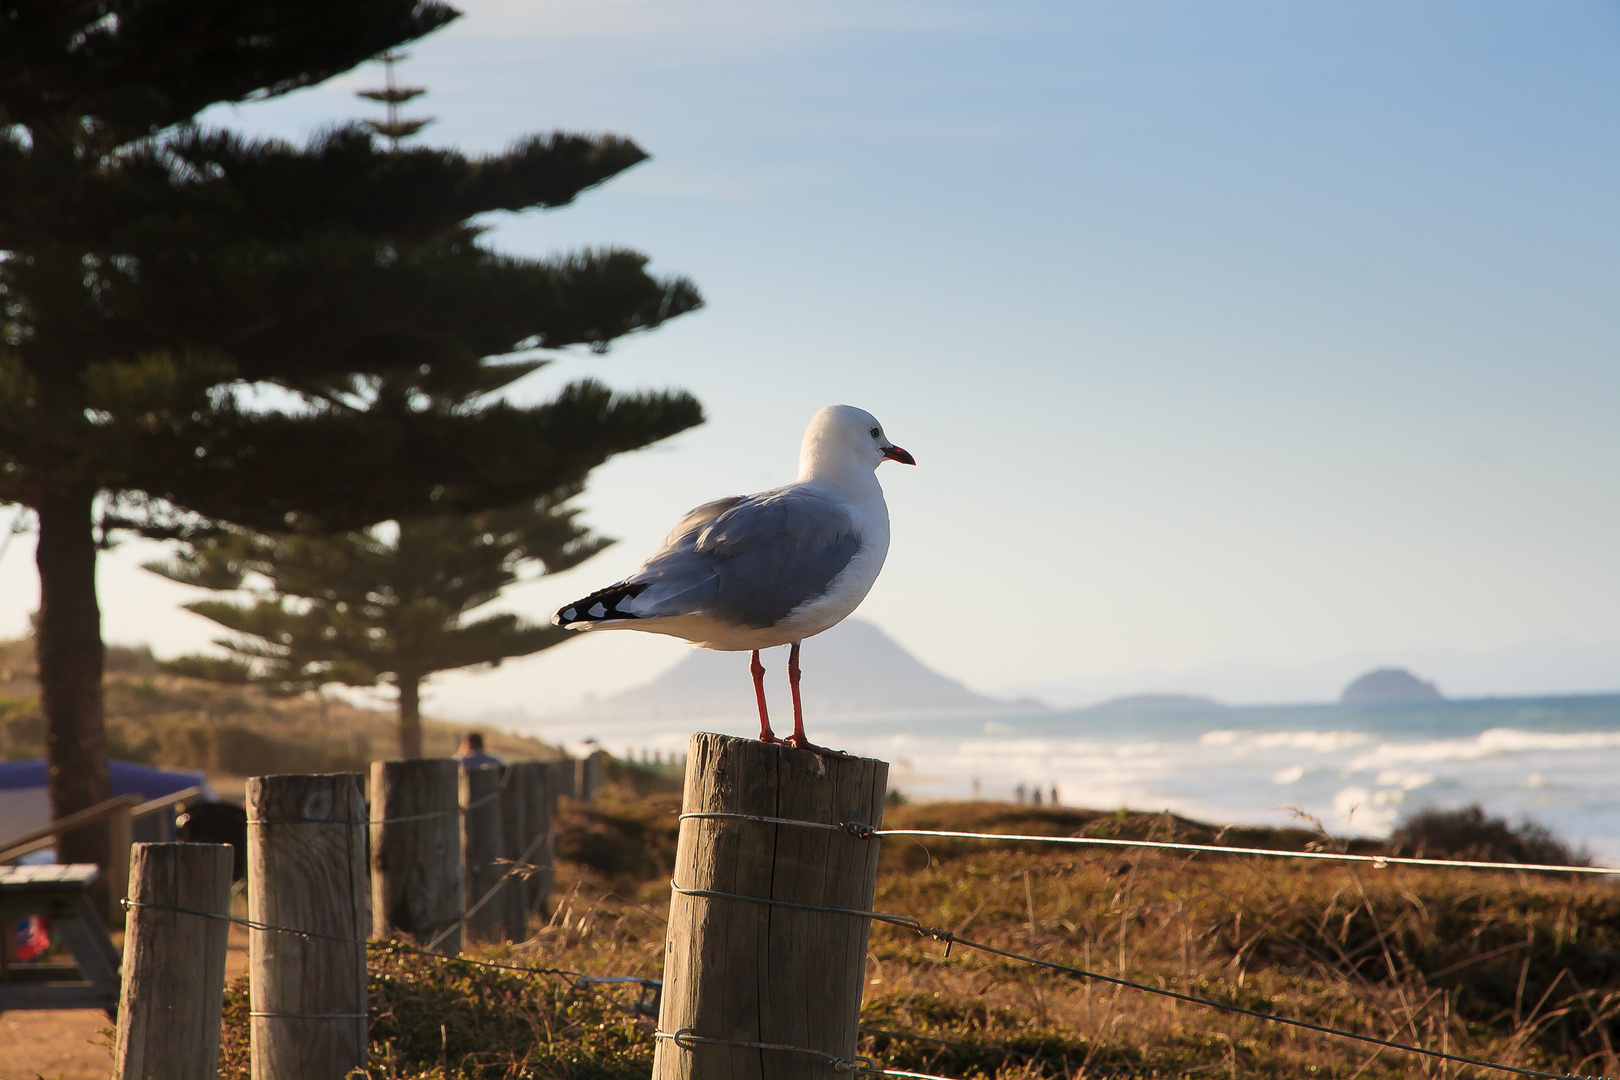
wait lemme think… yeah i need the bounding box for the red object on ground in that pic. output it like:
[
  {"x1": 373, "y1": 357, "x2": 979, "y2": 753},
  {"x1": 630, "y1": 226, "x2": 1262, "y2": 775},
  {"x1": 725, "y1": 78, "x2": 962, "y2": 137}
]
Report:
[{"x1": 16, "y1": 915, "x2": 51, "y2": 961}]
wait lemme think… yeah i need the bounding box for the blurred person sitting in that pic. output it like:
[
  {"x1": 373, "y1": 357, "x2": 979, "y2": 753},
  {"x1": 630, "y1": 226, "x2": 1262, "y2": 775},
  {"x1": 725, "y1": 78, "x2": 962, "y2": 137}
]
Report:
[{"x1": 456, "y1": 732, "x2": 501, "y2": 770}]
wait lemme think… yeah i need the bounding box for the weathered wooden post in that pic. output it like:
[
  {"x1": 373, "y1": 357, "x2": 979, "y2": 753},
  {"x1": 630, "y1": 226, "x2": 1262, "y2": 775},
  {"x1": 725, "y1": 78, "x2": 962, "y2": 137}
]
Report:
[
  {"x1": 528, "y1": 762, "x2": 556, "y2": 917},
  {"x1": 653, "y1": 733, "x2": 888, "y2": 1080},
  {"x1": 459, "y1": 766, "x2": 506, "y2": 944},
  {"x1": 370, "y1": 759, "x2": 462, "y2": 953},
  {"x1": 547, "y1": 761, "x2": 573, "y2": 809},
  {"x1": 113, "y1": 842, "x2": 234, "y2": 1080},
  {"x1": 247, "y1": 773, "x2": 368, "y2": 1080},
  {"x1": 503, "y1": 761, "x2": 553, "y2": 931},
  {"x1": 105, "y1": 801, "x2": 134, "y2": 926},
  {"x1": 578, "y1": 748, "x2": 608, "y2": 804},
  {"x1": 495, "y1": 762, "x2": 529, "y2": 939}
]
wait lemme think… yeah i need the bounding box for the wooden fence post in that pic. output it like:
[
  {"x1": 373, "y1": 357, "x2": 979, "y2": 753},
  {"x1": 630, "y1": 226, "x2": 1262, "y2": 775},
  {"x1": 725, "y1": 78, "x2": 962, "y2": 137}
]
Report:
[
  {"x1": 578, "y1": 749, "x2": 607, "y2": 804},
  {"x1": 370, "y1": 759, "x2": 462, "y2": 953},
  {"x1": 506, "y1": 761, "x2": 553, "y2": 921},
  {"x1": 113, "y1": 842, "x2": 234, "y2": 1080},
  {"x1": 105, "y1": 802, "x2": 133, "y2": 927},
  {"x1": 495, "y1": 763, "x2": 529, "y2": 940},
  {"x1": 652, "y1": 733, "x2": 888, "y2": 1080},
  {"x1": 548, "y1": 759, "x2": 575, "y2": 807},
  {"x1": 459, "y1": 766, "x2": 506, "y2": 944},
  {"x1": 247, "y1": 773, "x2": 368, "y2": 1080}
]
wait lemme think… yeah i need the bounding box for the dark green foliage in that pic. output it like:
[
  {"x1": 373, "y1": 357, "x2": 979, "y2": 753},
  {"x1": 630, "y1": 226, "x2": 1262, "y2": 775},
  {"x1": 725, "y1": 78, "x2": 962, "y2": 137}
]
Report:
[
  {"x1": 218, "y1": 949, "x2": 656, "y2": 1079},
  {"x1": 601, "y1": 754, "x2": 685, "y2": 797},
  {"x1": 0, "y1": 1, "x2": 459, "y2": 140},
  {"x1": 861, "y1": 993, "x2": 1182, "y2": 1079},
  {"x1": 0, "y1": 693, "x2": 43, "y2": 758},
  {"x1": 145, "y1": 479, "x2": 612, "y2": 753},
  {"x1": 0, "y1": 0, "x2": 703, "y2": 836},
  {"x1": 555, "y1": 793, "x2": 681, "y2": 888},
  {"x1": 1391, "y1": 804, "x2": 1589, "y2": 867}
]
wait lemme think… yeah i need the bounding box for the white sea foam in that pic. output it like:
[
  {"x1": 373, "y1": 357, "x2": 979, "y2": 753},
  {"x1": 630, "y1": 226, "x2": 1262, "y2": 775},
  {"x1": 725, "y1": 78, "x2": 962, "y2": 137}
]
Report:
[
  {"x1": 1374, "y1": 770, "x2": 1437, "y2": 790},
  {"x1": 1201, "y1": 730, "x2": 1370, "y2": 752},
  {"x1": 536, "y1": 696, "x2": 1620, "y2": 864},
  {"x1": 1349, "y1": 728, "x2": 1620, "y2": 768},
  {"x1": 1332, "y1": 786, "x2": 1398, "y2": 832}
]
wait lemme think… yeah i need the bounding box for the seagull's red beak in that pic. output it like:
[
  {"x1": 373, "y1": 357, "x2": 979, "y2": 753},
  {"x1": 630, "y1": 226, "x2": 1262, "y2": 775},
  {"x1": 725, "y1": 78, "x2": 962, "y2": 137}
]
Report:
[{"x1": 882, "y1": 444, "x2": 916, "y2": 466}]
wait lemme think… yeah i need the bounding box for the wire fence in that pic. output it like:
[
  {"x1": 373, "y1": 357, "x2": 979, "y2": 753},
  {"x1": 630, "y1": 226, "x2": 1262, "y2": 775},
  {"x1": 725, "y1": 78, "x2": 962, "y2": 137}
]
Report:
[
  {"x1": 127, "y1": 872, "x2": 1613, "y2": 1080},
  {"x1": 678, "y1": 812, "x2": 1620, "y2": 877},
  {"x1": 246, "y1": 766, "x2": 516, "y2": 829},
  {"x1": 670, "y1": 809, "x2": 1617, "y2": 1079},
  {"x1": 115, "y1": 799, "x2": 1617, "y2": 1080}
]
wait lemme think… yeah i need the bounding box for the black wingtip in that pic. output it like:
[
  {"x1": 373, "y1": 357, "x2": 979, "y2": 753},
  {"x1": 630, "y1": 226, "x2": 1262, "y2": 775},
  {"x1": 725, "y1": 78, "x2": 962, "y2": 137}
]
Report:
[{"x1": 554, "y1": 582, "x2": 650, "y2": 628}]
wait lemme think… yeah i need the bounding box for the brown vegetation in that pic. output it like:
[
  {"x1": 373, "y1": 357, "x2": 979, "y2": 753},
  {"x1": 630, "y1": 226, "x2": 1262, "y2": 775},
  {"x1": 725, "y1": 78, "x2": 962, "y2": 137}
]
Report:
[
  {"x1": 217, "y1": 790, "x2": 1620, "y2": 1078},
  {"x1": 0, "y1": 637, "x2": 563, "y2": 785}
]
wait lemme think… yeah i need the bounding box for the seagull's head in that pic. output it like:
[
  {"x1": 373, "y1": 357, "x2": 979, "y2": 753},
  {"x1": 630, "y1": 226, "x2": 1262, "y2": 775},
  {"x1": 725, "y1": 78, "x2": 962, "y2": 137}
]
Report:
[{"x1": 799, "y1": 404, "x2": 915, "y2": 481}]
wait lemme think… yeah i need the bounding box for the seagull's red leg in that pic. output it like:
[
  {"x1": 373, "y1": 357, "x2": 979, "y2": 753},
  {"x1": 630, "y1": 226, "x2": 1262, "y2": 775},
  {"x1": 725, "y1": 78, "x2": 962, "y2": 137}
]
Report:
[
  {"x1": 785, "y1": 642, "x2": 846, "y2": 757},
  {"x1": 751, "y1": 650, "x2": 778, "y2": 743},
  {"x1": 788, "y1": 642, "x2": 807, "y2": 742}
]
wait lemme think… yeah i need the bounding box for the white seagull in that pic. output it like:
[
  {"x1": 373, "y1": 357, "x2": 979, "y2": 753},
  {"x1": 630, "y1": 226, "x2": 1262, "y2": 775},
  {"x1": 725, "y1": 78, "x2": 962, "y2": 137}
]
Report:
[{"x1": 553, "y1": 404, "x2": 915, "y2": 752}]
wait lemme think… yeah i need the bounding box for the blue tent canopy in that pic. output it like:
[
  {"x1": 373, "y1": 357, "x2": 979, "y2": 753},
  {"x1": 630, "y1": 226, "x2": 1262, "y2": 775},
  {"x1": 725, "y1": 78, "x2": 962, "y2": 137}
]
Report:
[
  {"x1": 0, "y1": 759, "x2": 212, "y2": 802},
  {"x1": 0, "y1": 760, "x2": 217, "y2": 855}
]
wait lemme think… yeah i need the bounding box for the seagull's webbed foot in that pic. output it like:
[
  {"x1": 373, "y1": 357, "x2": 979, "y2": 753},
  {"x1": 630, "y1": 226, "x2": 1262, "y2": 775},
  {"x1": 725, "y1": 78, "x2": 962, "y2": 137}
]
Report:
[{"x1": 782, "y1": 733, "x2": 849, "y2": 758}]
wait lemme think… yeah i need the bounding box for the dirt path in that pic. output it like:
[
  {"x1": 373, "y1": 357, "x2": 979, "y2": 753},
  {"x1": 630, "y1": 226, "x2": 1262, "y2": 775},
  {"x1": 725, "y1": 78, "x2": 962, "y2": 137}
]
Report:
[{"x1": 2, "y1": 923, "x2": 249, "y2": 1080}]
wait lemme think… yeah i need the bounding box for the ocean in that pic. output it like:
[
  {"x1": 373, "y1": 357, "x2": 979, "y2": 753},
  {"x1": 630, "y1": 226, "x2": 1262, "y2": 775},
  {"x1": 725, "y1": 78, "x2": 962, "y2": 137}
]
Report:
[{"x1": 534, "y1": 693, "x2": 1620, "y2": 866}]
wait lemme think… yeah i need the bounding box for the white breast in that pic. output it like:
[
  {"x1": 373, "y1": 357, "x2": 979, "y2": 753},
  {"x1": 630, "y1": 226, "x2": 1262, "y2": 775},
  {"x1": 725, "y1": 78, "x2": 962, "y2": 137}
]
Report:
[{"x1": 771, "y1": 493, "x2": 890, "y2": 644}]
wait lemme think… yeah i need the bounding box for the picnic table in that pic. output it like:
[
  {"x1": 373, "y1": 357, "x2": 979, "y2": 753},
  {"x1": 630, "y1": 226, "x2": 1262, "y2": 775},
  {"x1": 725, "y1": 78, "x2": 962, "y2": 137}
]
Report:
[{"x1": 0, "y1": 864, "x2": 120, "y2": 1015}]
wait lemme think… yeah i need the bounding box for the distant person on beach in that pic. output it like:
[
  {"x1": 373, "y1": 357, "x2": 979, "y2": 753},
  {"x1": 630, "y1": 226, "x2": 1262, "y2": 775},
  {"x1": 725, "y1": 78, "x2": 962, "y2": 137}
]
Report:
[{"x1": 456, "y1": 732, "x2": 501, "y2": 770}]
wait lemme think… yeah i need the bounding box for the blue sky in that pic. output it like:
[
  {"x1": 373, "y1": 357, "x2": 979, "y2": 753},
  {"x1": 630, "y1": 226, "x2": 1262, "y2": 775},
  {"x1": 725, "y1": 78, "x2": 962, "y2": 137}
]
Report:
[{"x1": 3, "y1": 0, "x2": 1617, "y2": 713}]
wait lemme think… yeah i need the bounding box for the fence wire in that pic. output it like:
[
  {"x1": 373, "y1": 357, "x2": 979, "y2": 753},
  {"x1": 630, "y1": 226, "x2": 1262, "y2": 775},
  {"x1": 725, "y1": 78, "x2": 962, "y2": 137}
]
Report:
[
  {"x1": 248, "y1": 767, "x2": 512, "y2": 828},
  {"x1": 120, "y1": 899, "x2": 587, "y2": 984},
  {"x1": 678, "y1": 812, "x2": 1620, "y2": 877},
  {"x1": 124, "y1": 882, "x2": 1608, "y2": 1080},
  {"x1": 118, "y1": 796, "x2": 1615, "y2": 1080}
]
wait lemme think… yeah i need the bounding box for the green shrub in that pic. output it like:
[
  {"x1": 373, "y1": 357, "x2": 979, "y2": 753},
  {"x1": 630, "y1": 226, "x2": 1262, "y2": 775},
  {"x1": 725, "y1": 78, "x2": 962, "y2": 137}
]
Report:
[{"x1": 1391, "y1": 804, "x2": 1589, "y2": 867}]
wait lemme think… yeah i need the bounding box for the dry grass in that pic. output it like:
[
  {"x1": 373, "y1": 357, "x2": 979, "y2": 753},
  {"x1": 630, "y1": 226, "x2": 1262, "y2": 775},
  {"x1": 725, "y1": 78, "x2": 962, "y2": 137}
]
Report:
[
  {"x1": 861, "y1": 802, "x2": 1620, "y2": 1078},
  {"x1": 0, "y1": 637, "x2": 563, "y2": 783},
  {"x1": 206, "y1": 789, "x2": 1618, "y2": 1079}
]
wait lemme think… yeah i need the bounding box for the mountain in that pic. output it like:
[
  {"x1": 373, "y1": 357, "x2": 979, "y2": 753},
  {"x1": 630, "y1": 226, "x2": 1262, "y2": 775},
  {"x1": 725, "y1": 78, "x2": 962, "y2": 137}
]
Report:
[
  {"x1": 574, "y1": 619, "x2": 1038, "y2": 720},
  {"x1": 1341, "y1": 668, "x2": 1444, "y2": 703}
]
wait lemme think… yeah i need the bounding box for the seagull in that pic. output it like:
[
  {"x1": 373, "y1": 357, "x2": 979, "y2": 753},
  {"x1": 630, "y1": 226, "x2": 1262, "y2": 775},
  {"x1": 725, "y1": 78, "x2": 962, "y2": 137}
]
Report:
[{"x1": 553, "y1": 404, "x2": 915, "y2": 753}]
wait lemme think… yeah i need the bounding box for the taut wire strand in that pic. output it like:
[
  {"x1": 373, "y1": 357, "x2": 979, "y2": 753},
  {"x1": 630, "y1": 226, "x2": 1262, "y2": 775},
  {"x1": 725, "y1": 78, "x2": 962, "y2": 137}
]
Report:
[
  {"x1": 424, "y1": 820, "x2": 550, "y2": 952},
  {"x1": 679, "y1": 811, "x2": 851, "y2": 833},
  {"x1": 872, "y1": 827, "x2": 1620, "y2": 876},
  {"x1": 248, "y1": 771, "x2": 509, "y2": 827},
  {"x1": 120, "y1": 899, "x2": 589, "y2": 983},
  {"x1": 682, "y1": 810, "x2": 1620, "y2": 876}
]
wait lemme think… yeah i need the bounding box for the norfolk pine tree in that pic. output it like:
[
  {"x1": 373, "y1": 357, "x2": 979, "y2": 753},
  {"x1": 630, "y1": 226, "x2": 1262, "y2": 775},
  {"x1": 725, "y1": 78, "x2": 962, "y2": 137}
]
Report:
[
  {"x1": 0, "y1": 3, "x2": 703, "y2": 878},
  {"x1": 145, "y1": 469, "x2": 609, "y2": 757}
]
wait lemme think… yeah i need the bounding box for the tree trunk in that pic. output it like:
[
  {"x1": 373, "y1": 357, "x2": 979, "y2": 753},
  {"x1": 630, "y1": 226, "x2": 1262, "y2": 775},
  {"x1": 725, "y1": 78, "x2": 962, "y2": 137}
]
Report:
[
  {"x1": 35, "y1": 486, "x2": 112, "y2": 883},
  {"x1": 398, "y1": 673, "x2": 423, "y2": 759}
]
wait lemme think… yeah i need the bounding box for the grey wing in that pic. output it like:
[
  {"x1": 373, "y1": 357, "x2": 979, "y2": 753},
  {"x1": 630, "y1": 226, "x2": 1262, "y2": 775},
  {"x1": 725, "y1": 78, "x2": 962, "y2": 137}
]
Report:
[
  {"x1": 629, "y1": 488, "x2": 861, "y2": 629},
  {"x1": 659, "y1": 496, "x2": 745, "y2": 549}
]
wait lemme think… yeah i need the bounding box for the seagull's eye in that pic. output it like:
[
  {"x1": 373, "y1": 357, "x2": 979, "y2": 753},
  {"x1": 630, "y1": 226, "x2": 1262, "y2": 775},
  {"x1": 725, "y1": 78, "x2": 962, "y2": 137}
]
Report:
[{"x1": 870, "y1": 427, "x2": 880, "y2": 439}]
